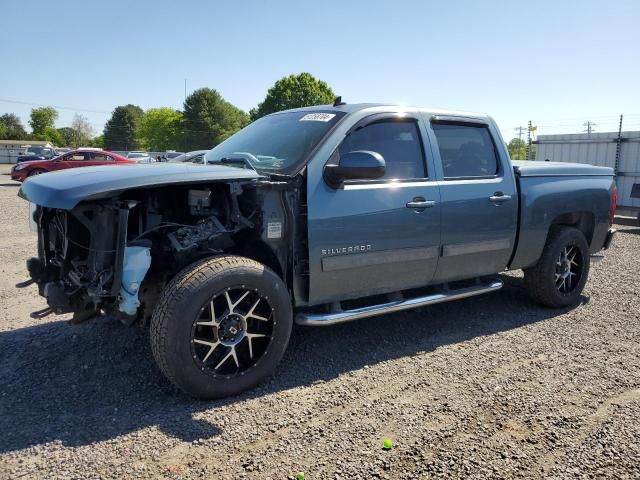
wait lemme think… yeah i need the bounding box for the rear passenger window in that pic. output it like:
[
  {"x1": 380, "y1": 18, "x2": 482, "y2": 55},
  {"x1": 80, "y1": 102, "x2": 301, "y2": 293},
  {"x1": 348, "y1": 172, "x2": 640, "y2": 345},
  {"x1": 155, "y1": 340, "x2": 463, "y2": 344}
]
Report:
[
  {"x1": 338, "y1": 121, "x2": 426, "y2": 180},
  {"x1": 432, "y1": 123, "x2": 499, "y2": 178}
]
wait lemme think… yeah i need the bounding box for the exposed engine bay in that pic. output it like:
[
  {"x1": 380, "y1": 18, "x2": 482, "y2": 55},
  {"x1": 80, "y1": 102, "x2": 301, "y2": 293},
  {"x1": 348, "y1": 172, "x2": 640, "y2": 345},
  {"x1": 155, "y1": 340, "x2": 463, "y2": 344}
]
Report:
[{"x1": 25, "y1": 179, "x2": 301, "y2": 323}]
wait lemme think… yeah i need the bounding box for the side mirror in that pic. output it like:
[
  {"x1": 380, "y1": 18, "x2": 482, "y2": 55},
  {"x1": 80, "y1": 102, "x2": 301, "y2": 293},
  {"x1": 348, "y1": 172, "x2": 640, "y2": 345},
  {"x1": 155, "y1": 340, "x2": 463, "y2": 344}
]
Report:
[{"x1": 324, "y1": 150, "x2": 385, "y2": 188}]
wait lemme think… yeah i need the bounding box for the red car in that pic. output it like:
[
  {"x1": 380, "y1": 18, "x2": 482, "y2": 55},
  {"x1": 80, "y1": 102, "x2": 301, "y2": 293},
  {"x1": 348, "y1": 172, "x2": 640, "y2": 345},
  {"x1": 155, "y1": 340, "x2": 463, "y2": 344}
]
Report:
[{"x1": 11, "y1": 149, "x2": 138, "y2": 182}]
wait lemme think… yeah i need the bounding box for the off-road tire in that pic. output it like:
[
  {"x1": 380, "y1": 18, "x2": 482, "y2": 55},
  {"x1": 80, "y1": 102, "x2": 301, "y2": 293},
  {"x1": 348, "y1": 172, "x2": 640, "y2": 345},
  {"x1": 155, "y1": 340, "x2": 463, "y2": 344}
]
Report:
[
  {"x1": 150, "y1": 255, "x2": 292, "y2": 399},
  {"x1": 524, "y1": 226, "x2": 590, "y2": 308}
]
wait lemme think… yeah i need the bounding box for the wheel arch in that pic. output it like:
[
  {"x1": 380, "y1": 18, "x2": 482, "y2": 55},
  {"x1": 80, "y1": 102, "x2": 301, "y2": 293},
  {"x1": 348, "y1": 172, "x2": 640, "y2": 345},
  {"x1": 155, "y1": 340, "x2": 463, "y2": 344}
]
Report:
[
  {"x1": 548, "y1": 211, "x2": 595, "y2": 245},
  {"x1": 231, "y1": 235, "x2": 285, "y2": 281}
]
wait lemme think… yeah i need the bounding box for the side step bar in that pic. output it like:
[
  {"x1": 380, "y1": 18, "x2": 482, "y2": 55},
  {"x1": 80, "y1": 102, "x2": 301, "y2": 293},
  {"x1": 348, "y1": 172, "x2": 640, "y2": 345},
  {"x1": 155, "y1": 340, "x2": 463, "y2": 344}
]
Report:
[{"x1": 296, "y1": 279, "x2": 504, "y2": 326}]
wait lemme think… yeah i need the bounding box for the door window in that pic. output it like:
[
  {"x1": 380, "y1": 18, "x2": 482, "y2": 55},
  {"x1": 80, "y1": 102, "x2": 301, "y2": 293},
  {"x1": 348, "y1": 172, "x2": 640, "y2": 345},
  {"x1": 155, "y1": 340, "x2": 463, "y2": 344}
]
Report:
[
  {"x1": 66, "y1": 152, "x2": 91, "y2": 161},
  {"x1": 92, "y1": 153, "x2": 110, "y2": 161},
  {"x1": 337, "y1": 120, "x2": 426, "y2": 180},
  {"x1": 431, "y1": 123, "x2": 499, "y2": 178}
]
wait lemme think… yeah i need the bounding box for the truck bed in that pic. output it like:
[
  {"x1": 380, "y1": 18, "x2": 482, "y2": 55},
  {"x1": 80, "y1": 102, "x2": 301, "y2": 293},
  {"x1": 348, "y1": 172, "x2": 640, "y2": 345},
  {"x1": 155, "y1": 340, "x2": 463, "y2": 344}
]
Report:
[
  {"x1": 512, "y1": 160, "x2": 613, "y2": 177},
  {"x1": 509, "y1": 160, "x2": 615, "y2": 270}
]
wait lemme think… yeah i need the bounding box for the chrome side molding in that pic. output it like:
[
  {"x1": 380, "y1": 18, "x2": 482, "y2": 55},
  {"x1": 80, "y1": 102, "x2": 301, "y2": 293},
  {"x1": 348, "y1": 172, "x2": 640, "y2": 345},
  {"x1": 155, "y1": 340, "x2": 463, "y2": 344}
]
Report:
[{"x1": 296, "y1": 279, "x2": 504, "y2": 326}]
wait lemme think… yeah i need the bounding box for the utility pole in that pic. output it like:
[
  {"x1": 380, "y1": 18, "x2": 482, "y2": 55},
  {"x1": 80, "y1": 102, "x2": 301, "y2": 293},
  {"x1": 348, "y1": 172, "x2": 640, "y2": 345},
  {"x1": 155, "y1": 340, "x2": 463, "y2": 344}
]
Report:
[
  {"x1": 614, "y1": 114, "x2": 623, "y2": 176},
  {"x1": 583, "y1": 121, "x2": 596, "y2": 135},
  {"x1": 184, "y1": 79, "x2": 188, "y2": 152},
  {"x1": 526, "y1": 120, "x2": 532, "y2": 160},
  {"x1": 515, "y1": 126, "x2": 527, "y2": 160}
]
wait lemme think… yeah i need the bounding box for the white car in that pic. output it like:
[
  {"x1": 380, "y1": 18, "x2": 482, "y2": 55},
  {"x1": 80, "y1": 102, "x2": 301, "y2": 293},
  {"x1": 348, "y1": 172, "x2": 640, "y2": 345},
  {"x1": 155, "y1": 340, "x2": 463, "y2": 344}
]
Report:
[{"x1": 126, "y1": 151, "x2": 155, "y2": 163}]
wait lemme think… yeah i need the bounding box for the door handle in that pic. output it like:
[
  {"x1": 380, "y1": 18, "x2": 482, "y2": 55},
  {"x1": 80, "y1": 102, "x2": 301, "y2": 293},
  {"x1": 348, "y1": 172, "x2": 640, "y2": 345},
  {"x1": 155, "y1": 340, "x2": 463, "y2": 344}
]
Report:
[
  {"x1": 489, "y1": 193, "x2": 512, "y2": 204},
  {"x1": 406, "y1": 200, "x2": 437, "y2": 209}
]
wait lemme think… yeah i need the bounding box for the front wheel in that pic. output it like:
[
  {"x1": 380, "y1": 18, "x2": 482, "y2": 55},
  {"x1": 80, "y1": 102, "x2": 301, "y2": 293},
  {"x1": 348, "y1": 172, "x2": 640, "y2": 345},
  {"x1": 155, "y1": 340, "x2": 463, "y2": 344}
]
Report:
[
  {"x1": 150, "y1": 256, "x2": 292, "y2": 399},
  {"x1": 524, "y1": 226, "x2": 591, "y2": 308},
  {"x1": 28, "y1": 168, "x2": 46, "y2": 177}
]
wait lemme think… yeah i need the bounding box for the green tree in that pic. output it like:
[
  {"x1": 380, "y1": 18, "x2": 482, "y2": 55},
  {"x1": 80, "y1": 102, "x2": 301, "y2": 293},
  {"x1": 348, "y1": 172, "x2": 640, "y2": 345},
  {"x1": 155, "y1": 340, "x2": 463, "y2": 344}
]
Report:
[
  {"x1": 29, "y1": 107, "x2": 58, "y2": 135},
  {"x1": 45, "y1": 127, "x2": 65, "y2": 146},
  {"x1": 90, "y1": 135, "x2": 104, "y2": 148},
  {"x1": 0, "y1": 113, "x2": 28, "y2": 139},
  {"x1": 31, "y1": 127, "x2": 64, "y2": 146},
  {"x1": 507, "y1": 138, "x2": 529, "y2": 160},
  {"x1": 103, "y1": 104, "x2": 143, "y2": 150},
  {"x1": 57, "y1": 127, "x2": 76, "y2": 146},
  {"x1": 137, "y1": 107, "x2": 183, "y2": 151},
  {"x1": 251, "y1": 72, "x2": 335, "y2": 120},
  {"x1": 183, "y1": 88, "x2": 249, "y2": 150}
]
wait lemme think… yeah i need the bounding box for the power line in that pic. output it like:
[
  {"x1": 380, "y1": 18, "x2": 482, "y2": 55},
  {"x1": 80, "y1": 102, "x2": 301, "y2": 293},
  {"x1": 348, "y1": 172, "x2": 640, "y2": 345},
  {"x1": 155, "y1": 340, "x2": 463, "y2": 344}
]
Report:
[{"x1": 0, "y1": 97, "x2": 111, "y2": 114}]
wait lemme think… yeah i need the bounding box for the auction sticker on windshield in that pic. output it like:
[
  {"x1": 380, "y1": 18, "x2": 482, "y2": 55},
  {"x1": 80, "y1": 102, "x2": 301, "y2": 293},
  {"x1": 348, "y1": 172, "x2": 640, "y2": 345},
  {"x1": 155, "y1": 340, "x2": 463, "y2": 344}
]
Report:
[{"x1": 299, "y1": 113, "x2": 336, "y2": 122}]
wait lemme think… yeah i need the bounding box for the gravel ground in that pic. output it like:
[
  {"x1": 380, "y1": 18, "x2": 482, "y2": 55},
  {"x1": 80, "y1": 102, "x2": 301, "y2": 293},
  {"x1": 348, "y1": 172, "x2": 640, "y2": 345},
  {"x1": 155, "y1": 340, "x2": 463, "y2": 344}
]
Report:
[{"x1": 0, "y1": 165, "x2": 638, "y2": 479}]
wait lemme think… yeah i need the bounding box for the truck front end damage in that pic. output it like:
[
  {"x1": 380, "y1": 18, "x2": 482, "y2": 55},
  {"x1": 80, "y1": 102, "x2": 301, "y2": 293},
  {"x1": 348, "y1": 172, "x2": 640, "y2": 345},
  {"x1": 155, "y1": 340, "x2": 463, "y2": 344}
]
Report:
[
  {"x1": 26, "y1": 203, "x2": 136, "y2": 320},
  {"x1": 20, "y1": 175, "x2": 297, "y2": 323}
]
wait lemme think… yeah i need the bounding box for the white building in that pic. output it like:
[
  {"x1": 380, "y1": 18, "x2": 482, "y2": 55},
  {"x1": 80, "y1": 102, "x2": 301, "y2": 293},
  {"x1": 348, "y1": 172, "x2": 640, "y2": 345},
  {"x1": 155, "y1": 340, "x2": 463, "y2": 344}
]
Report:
[{"x1": 535, "y1": 132, "x2": 640, "y2": 217}]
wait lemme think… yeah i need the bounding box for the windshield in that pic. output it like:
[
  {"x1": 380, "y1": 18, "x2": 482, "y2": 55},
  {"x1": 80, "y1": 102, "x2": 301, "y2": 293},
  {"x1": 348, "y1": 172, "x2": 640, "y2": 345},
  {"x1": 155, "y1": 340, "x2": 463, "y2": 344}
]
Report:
[
  {"x1": 204, "y1": 110, "x2": 345, "y2": 173},
  {"x1": 128, "y1": 153, "x2": 147, "y2": 158},
  {"x1": 26, "y1": 147, "x2": 54, "y2": 156}
]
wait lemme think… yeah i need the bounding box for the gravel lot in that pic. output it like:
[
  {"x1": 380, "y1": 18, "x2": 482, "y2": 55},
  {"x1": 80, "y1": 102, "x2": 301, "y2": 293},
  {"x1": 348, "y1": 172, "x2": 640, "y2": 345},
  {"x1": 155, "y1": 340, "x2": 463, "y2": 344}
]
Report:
[{"x1": 0, "y1": 164, "x2": 638, "y2": 479}]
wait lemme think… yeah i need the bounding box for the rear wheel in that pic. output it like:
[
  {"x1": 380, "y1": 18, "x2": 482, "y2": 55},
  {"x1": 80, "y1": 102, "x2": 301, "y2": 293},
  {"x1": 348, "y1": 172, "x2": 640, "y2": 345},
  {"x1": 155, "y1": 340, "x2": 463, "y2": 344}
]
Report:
[
  {"x1": 524, "y1": 227, "x2": 590, "y2": 308},
  {"x1": 150, "y1": 255, "x2": 292, "y2": 399}
]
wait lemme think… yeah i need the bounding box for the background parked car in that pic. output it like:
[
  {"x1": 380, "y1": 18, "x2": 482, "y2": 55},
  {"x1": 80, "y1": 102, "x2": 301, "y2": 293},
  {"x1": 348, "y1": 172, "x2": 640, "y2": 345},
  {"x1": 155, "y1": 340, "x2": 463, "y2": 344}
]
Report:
[
  {"x1": 126, "y1": 151, "x2": 155, "y2": 163},
  {"x1": 161, "y1": 151, "x2": 184, "y2": 162},
  {"x1": 17, "y1": 147, "x2": 59, "y2": 163},
  {"x1": 11, "y1": 149, "x2": 138, "y2": 182},
  {"x1": 171, "y1": 150, "x2": 209, "y2": 163}
]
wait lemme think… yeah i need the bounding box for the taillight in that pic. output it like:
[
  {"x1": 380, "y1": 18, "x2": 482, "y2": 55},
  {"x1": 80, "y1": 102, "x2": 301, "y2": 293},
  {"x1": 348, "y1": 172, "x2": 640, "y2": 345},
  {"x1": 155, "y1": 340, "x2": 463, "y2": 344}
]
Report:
[{"x1": 610, "y1": 185, "x2": 618, "y2": 224}]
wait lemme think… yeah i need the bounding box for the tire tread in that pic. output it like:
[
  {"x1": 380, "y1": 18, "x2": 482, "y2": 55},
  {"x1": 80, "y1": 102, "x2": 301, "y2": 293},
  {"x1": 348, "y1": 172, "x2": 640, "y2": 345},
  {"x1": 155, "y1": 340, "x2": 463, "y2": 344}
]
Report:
[{"x1": 150, "y1": 255, "x2": 270, "y2": 395}]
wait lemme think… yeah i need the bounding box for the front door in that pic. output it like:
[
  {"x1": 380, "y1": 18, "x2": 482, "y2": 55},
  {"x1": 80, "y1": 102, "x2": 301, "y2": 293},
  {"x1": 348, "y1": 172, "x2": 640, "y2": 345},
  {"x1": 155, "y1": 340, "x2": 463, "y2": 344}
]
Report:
[
  {"x1": 307, "y1": 115, "x2": 441, "y2": 305},
  {"x1": 60, "y1": 151, "x2": 93, "y2": 169},
  {"x1": 427, "y1": 119, "x2": 518, "y2": 283}
]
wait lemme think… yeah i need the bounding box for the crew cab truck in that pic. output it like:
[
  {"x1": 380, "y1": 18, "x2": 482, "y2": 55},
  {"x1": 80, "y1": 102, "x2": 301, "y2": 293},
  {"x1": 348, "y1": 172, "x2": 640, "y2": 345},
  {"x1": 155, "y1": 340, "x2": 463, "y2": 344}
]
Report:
[{"x1": 17, "y1": 103, "x2": 617, "y2": 399}]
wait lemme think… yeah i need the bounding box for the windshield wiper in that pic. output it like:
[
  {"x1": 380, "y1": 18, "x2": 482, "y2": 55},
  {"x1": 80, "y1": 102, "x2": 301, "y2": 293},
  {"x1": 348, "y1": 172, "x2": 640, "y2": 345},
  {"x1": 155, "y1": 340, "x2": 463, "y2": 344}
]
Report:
[{"x1": 213, "y1": 157, "x2": 257, "y2": 171}]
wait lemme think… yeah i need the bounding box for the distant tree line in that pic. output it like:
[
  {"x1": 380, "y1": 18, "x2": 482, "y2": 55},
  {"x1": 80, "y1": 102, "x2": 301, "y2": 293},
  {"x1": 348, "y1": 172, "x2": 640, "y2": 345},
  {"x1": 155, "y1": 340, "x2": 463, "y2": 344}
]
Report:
[
  {"x1": 0, "y1": 72, "x2": 336, "y2": 152},
  {"x1": 0, "y1": 108, "x2": 96, "y2": 148}
]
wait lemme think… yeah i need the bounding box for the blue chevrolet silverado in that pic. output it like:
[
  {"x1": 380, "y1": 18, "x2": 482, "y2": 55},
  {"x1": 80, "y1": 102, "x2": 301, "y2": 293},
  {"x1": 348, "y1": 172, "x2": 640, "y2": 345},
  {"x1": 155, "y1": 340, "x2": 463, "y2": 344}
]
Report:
[{"x1": 17, "y1": 103, "x2": 617, "y2": 398}]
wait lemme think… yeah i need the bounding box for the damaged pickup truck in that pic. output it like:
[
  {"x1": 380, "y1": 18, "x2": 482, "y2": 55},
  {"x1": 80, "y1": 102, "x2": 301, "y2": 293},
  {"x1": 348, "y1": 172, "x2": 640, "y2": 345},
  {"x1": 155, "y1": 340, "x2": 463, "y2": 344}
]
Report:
[{"x1": 17, "y1": 103, "x2": 617, "y2": 399}]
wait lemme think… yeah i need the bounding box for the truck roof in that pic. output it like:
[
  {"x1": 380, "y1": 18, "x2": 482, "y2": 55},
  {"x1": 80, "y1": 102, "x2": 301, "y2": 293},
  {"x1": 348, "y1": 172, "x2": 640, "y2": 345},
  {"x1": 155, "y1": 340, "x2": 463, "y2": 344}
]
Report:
[{"x1": 274, "y1": 102, "x2": 490, "y2": 120}]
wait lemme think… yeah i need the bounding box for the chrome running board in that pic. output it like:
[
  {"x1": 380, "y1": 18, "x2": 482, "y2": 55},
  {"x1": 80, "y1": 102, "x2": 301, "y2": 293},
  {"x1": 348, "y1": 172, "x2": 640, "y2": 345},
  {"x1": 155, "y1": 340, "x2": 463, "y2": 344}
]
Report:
[{"x1": 296, "y1": 279, "x2": 503, "y2": 326}]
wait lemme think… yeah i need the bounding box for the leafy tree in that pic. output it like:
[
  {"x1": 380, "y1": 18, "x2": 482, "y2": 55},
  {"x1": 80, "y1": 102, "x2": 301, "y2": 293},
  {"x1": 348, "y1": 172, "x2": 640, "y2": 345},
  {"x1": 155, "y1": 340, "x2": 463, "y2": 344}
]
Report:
[
  {"x1": 507, "y1": 138, "x2": 530, "y2": 160},
  {"x1": 70, "y1": 113, "x2": 95, "y2": 147},
  {"x1": 103, "y1": 104, "x2": 143, "y2": 150},
  {"x1": 137, "y1": 107, "x2": 183, "y2": 151},
  {"x1": 57, "y1": 127, "x2": 76, "y2": 146},
  {"x1": 0, "y1": 122, "x2": 7, "y2": 139},
  {"x1": 44, "y1": 127, "x2": 65, "y2": 146},
  {"x1": 251, "y1": 72, "x2": 335, "y2": 120},
  {"x1": 29, "y1": 107, "x2": 58, "y2": 135},
  {"x1": 183, "y1": 88, "x2": 249, "y2": 150},
  {"x1": 31, "y1": 127, "x2": 64, "y2": 146},
  {"x1": 90, "y1": 135, "x2": 104, "y2": 148},
  {"x1": 0, "y1": 113, "x2": 28, "y2": 139}
]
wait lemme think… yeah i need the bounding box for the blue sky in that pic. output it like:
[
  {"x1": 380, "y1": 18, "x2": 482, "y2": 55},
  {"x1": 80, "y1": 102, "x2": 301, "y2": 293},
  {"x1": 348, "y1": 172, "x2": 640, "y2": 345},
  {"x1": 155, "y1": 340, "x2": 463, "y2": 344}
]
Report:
[{"x1": 2, "y1": 0, "x2": 639, "y2": 141}]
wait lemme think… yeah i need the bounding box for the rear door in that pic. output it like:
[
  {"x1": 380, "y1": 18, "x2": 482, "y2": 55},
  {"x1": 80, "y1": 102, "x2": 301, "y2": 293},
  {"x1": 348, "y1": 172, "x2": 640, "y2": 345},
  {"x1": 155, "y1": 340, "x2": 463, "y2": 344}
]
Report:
[
  {"x1": 90, "y1": 152, "x2": 115, "y2": 166},
  {"x1": 307, "y1": 113, "x2": 442, "y2": 304},
  {"x1": 426, "y1": 117, "x2": 518, "y2": 283},
  {"x1": 63, "y1": 151, "x2": 93, "y2": 169}
]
